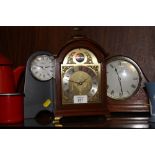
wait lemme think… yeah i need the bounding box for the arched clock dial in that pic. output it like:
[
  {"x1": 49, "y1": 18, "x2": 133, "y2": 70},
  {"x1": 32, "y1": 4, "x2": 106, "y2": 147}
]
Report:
[
  {"x1": 107, "y1": 59, "x2": 141, "y2": 100},
  {"x1": 61, "y1": 48, "x2": 101, "y2": 104},
  {"x1": 30, "y1": 55, "x2": 55, "y2": 81}
]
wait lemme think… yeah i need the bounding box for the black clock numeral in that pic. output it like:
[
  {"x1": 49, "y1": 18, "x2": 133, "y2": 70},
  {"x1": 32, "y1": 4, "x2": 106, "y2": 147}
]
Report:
[
  {"x1": 119, "y1": 92, "x2": 123, "y2": 97},
  {"x1": 110, "y1": 64, "x2": 114, "y2": 68},
  {"x1": 47, "y1": 73, "x2": 51, "y2": 76},
  {"x1": 93, "y1": 82, "x2": 97, "y2": 85},
  {"x1": 131, "y1": 84, "x2": 136, "y2": 89},
  {"x1": 32, "y1": 66, "x2": 35, "y2": 70},
  {"x1": 89, "y1": 71, "x2": 94, "y2": 77},
  {"x1": 118, "y1": 61, "x2": 121, "y2": 66},
  {"x1": 133, "y1": 77, "x2": 138, "y2": 81},
  {"x1": 127, "y1": 91, "x2": 130, "y2": 95},
  {"x1": 111, "y1": 90, "x2": 114, "y2": 95},
  {"x1": 92, "y1": 89, "x2": 95, "y2": 93}
]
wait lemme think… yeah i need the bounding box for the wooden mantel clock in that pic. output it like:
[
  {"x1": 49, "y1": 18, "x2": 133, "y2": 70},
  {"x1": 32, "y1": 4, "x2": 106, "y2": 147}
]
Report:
[
  {"x1": 106, "y1": 55, "x2": 149, "y2": 112},
  {"x1": 54, "y1": 37, "x2": 109, "y2": 120}
]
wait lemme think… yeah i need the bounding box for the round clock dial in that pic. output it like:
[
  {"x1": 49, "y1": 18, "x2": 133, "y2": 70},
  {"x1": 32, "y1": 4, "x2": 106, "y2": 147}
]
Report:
[
  {"x1": 107, "y1": 57, "x2": 141, "y2": 100},
  {"x1": 30, "y1": 55, "x2": 55, "y2": 81},
  {"x1": 62, "y1": 66, "x2": 98, "y2": 102}
]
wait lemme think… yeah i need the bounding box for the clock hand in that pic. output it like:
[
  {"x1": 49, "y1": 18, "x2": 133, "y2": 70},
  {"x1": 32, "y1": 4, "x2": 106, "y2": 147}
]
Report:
[
  {"x1": 114, "y1": 68, "x2": 123, "y2": 95},
  {"x1": 81, "y1": 77, "x2": 89, "y2": 84},
  {"x1": 44, "y1": 65, "x2": 55, "y2": 68},
  {"x1": 68, "y1": 79, "x2": 81, "y2": 85},
  {"x1": 44, "y1": 66, "x2": 50, "y2": 68},
  {"x1": 68, "y1": 78, "x2": 86, "y2": 85},
  {"x1": 34, "y1": 64, "x2": 44, "y2": 68}
]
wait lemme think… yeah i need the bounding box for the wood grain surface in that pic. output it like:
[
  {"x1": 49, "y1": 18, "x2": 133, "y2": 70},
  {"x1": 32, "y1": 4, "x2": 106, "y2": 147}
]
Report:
[{"x1": 0, "y1": 26, "x2": 154, "y2": 81}]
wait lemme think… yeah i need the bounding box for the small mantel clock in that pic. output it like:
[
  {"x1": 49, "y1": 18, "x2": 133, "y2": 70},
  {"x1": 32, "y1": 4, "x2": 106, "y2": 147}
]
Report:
[
  {"x1": 54, "y1": 37, "x2": 109, "y2": 119},
  {"x1": 106, "y1": 55, "x2": 149, "y2": 112},
  {"x1": 24, "y1": 51, "x2": 56, "y2": 118}
]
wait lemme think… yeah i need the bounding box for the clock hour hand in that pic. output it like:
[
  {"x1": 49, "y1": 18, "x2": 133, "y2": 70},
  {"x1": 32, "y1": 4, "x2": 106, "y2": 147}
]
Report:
[
  {"x1": 34, "y1": 64, "x2": 43, "y2": 68},
  {"x1": 68, "y1": 79, "x2": 81, "y2": 85}
]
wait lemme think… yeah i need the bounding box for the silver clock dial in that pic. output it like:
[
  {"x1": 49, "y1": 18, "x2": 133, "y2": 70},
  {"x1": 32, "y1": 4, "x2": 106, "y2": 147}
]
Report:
[
  {"x1": 31, "y1": 55, "x2": 55, "y2": 81},
  {"x1": 107, "y1": 59, "x2": 140, "y2": 100}
]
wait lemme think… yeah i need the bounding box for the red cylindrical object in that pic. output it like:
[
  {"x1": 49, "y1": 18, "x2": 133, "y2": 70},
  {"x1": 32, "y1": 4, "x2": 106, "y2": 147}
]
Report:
[
  {"x1": 0, "y1": 93, "x2": 24, "y2": 124},
  {"x1": 0, "y1": 66, "x2": 16, "y2": 93}
]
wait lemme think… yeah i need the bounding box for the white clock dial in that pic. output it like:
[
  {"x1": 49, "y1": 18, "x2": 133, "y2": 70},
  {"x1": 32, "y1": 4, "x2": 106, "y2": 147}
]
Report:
[
  {"x1": 30, "y1": 55, "x2": 55, "y2": 81},
  {"x1": 107, "y1": 59, "x2": 141, "y2": 100}
]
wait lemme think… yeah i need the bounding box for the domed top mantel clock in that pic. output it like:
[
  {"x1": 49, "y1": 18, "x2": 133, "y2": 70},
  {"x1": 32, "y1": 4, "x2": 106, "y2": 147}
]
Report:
[
  {"x1": 106, "y1": 55, "x2": 149, "y2": 112},
  {"x1": 54, "y1": 37, "x2": 109, "y2": 118}
]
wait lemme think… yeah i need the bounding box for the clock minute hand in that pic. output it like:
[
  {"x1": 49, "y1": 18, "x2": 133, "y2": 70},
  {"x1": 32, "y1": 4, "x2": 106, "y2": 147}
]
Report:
[
  {"x1": 81, "y1": 77, "x2": 89, "y2": 85},
  {"x1": 114, "y1": 68, "x2": 123, "y2": 95}
]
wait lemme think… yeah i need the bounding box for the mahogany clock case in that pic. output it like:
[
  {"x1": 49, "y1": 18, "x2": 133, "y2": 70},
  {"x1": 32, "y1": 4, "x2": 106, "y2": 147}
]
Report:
[
  {"x1": 106, "y1": 55, "x2": 149, "y2": 112},
  {"x1": 54, "y1": 37, "x2": 109, "y2": 117}
]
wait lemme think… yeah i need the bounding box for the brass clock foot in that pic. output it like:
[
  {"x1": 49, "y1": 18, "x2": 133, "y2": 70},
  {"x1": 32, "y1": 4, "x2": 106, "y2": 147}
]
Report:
[{"x1": 53, "y1": 117, "x2": 63, "y2": 127}]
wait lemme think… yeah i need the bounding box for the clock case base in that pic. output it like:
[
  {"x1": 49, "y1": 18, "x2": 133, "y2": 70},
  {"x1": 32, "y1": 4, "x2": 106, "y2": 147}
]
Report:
[
  {"x1": 55, "y1": 104, "x2": 109, "y2": 117},
  {"x1": 55, "y1": 38, "x2": 109, "y2": 118}
]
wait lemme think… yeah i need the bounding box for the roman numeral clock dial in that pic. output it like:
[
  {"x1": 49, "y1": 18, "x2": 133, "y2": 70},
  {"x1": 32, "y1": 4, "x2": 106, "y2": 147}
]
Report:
[
  {"x1": 106, "y1": 56, "x2": 149, "y2": 112},
  {"x1": 30, "y1": 55, "x2": 55, "y2": 81},
  {"x1": 107, "y1": 60, "x2": 140, "y2": 100}
]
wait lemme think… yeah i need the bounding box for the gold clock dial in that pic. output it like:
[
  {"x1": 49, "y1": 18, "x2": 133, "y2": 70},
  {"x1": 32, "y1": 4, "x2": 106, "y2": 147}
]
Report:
[
  {"x1": 68, "y1": 71, "x2": 92, "y2": 95},
  {"x1": 62, "y1": 66, "x2": 100, "y2": 104}
]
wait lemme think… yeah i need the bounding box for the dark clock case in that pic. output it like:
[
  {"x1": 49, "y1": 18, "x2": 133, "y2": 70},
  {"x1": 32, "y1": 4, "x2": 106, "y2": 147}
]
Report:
[{"x1": 24, "y1": 51, "x2": 55, "y2": 118}]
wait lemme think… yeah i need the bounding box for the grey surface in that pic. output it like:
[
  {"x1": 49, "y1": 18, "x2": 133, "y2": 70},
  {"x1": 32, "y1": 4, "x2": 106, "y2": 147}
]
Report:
[{"x1": 24, "y1": 51, "x2": 55, "y2": 119}]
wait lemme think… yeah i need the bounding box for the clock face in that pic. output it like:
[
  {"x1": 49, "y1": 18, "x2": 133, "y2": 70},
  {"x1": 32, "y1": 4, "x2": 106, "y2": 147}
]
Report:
[
  {"x1": 61, "y1": 48, "x2": 101, "y2": 104},
  {"x1": 30, "y1": 55, "x2": 55, "y2": 81},
  {"x1": 62, "y1": 66, "x2": 98, "y2": 100},
  {"x1": 107, "y1": 58, "x2": 141, "y2": 100}
]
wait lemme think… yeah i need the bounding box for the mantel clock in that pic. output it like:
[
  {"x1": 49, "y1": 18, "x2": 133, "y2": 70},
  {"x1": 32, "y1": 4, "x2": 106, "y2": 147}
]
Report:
[
  {"x1": 24, "y1": 51, "x2": 56, "y2": 118},
  {"x1": 54, "y1": 38, "x2": 109, "y2": 118},
  {"x1": 106, "y1": 55, "x2": 149, "y2": 112}
]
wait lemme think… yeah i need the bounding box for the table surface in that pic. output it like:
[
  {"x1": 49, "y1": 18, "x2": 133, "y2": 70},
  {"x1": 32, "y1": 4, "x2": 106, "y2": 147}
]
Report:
[{"x1": 1, "y1": 112, "x2": 155, "y2": 129}]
